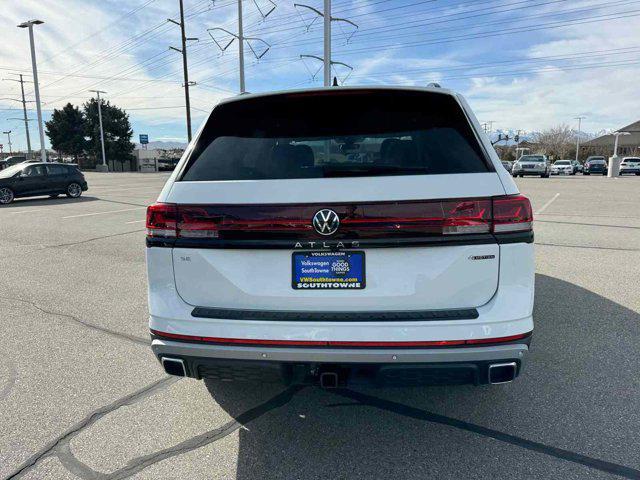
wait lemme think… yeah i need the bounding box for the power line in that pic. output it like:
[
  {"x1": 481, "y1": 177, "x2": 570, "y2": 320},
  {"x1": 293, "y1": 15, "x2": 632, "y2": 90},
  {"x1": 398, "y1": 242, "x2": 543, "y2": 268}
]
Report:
[{"x1": 39, "y1": 0, "x2": 159, "y2": 65}]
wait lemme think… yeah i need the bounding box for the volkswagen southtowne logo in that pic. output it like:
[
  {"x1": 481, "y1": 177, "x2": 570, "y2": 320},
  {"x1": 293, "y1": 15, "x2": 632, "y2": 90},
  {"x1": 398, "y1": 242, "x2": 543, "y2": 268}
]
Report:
[{"x1": 312, "y1": 209, "x2": 340, "y2": 236}]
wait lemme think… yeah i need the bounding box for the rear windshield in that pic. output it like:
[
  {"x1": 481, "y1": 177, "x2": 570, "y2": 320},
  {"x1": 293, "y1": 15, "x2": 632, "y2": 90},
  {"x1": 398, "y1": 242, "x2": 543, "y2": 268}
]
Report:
[
  {"x1": 180, "y1": 90, "x2": 491, "y2": 181},
  {"x1": 519, "y1": 156, "x2": 545, "y2": 162},
  {"x1": 555, "y1": 161, "x2": 570, "y2": 165},
  {"x1": 589, "y1": 159, "x2": 605, "y2": 164}
]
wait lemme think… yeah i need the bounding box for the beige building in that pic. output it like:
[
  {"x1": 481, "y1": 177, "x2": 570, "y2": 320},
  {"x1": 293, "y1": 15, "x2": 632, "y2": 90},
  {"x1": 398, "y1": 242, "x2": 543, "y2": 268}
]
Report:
[{"x1": 583, "y1": 120, "x2": 640, "y2": 157}]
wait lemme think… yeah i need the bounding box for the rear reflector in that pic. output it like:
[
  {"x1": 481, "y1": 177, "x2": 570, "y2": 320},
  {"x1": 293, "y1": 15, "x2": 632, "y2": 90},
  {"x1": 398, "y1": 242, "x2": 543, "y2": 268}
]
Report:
[
  {"x1": 146, "y1": 195, "x2": 532, "y2": 241},
  {"x1": 151, "y1": 329, "x2": 531, "y2": 347}
]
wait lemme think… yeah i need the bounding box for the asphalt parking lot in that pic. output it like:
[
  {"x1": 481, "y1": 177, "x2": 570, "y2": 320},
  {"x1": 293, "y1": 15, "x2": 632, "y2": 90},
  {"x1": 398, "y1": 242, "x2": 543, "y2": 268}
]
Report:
[{"x1": 1, "y1": 172, "x2": 639, "y2": 480}]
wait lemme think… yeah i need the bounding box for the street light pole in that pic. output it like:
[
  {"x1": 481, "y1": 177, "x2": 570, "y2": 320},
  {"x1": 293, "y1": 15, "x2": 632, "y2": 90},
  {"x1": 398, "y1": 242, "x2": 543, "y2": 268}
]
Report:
[
  {"x1": 609, "y1": 131, "x2": 630, "y2": 177},
  {"x1": 574, "y1": 116, "x2": 585, "y2": 163},
  {"x1": 2, "y1": 131, "x2": 12, "y2": 155},
  {"x1": 18, "y1": 20, "x2": 46, "y2": 162},
  {"x1": 89, "y1": 90, "x2": 108, "y2": 172}
]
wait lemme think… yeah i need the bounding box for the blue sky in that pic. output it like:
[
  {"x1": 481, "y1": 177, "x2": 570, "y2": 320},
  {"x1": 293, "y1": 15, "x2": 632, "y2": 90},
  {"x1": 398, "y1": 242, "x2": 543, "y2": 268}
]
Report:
[{"x1": 1, "y1": 0, "x2": 640, "y2": 151}]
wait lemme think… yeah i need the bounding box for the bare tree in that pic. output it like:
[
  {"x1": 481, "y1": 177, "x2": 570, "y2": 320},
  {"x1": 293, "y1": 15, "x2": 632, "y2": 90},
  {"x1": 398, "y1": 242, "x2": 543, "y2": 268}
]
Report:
[{"x1": 531, "y1": 124, "x2": 576, "y2": 160}]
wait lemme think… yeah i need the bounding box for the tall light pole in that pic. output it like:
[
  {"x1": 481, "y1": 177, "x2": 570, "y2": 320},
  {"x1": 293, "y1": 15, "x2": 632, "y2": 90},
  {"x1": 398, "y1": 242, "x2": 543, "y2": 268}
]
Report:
[
  {"x1": 18, "y1": 19, "x2": 46, "y2": 162},
  {"x1": 574, "y1": 116, "x2": 585, "y2": 163},
  {"x1": 609, "y1": 131, "x2": 630, "y2": 177},
  {"x1": 2, "y1": 131, "x2": 12, "y2": 155},
  {"x1": 89, "y1": 90, "x2": 108, "y2": 172}
]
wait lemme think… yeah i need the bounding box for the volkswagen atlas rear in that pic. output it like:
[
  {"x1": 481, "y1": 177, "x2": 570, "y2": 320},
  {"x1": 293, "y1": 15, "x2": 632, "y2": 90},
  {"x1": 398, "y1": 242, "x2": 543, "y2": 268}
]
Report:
[{"x1": 146, "y1": 87, "x2": 534, "y2": 387}]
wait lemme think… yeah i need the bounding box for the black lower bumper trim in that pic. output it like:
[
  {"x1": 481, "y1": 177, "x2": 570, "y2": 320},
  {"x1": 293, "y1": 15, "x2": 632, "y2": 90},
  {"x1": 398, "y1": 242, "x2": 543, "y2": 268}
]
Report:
[
  {"x1": 169, "y1": 357, "x2": 522, "y2": 386},
  {"x1": 191, "y1": 307, "x2": 480, "y2": 322}
]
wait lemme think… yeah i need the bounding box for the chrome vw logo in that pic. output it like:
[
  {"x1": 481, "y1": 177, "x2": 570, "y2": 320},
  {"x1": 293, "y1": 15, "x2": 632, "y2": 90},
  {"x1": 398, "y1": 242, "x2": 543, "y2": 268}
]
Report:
[{"x1": 312, "y1": 209, "x2": 340, "y2": 236}]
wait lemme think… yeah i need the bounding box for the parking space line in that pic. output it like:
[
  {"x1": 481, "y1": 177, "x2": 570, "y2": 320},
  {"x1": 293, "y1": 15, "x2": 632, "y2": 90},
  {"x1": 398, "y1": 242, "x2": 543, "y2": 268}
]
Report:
[
  {"x1": 535, "y1": 193, "x2": 560, "y2": 215},
  {"x1": 62, "y1": 207, "x2": 145, "y2": 219},
  {"x1": 125, "y1": 219, "x2": 146, "y2": 224}
]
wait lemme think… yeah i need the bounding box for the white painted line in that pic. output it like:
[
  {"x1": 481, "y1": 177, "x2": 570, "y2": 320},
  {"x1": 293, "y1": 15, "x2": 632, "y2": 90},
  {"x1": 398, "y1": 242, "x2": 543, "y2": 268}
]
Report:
[
  {"x1": 125, "y1": 219, "x2": 146, "y2": 224},
  {"x1": 535, "y1": 193, "x2": 560, "y2": 215},
  {"x1": 62, "y1": 207, "x2": 145, "y2": 219}
]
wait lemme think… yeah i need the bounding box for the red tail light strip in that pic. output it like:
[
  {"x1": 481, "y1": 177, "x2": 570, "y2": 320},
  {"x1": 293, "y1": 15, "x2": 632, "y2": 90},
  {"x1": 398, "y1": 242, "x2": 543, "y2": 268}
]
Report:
[
  {"x1": 146, "y1": 195, "x2": 532, "y2": 241},
  {"x1": 151, "y1": 329, "x2": 531, "y2": 347}
]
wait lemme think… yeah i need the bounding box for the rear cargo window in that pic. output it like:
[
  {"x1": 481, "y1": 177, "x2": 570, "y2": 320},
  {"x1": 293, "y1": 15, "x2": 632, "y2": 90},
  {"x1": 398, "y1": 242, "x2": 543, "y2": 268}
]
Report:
[{"x1": 180, "y1": 90, "x2": 491, "y2": 181}]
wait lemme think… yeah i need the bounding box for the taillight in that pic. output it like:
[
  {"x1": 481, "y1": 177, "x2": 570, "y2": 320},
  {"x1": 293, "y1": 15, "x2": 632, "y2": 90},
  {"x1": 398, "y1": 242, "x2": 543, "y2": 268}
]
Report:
[
  {"x1": 177, "y1": 206, "x2": 222, "y2": 238},
  {"x1": 146, "y1": 196, "x2": 532, "y2": 244},
  {"x1": 491, "y1": 195, "x2": 533, "y2": 233},
  {"x1": 146, "y1": 203, "x2": 178, "y2": 237},
  {"x1": 441, "y1": 199, "x2": 491, "y2": 234}
]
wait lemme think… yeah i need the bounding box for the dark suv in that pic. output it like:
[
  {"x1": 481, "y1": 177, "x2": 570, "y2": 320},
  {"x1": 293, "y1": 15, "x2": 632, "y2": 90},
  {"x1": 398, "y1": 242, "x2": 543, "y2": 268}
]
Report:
[
  {"x1": 583, "y1": 156, "x2": 607, "y2": 175},
  {"x1": 0, "y1": 162, "x2": 88, "y2": 205}
]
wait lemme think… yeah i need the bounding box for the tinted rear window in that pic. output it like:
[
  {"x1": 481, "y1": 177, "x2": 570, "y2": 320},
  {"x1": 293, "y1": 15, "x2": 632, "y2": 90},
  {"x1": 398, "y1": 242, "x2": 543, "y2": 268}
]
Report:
[
  {"x1": 180, "y1": 90, "x2": 490, "y2": 181},
  {"x1": 519, "y1": 156, "x2": 545, "y2": 162}
]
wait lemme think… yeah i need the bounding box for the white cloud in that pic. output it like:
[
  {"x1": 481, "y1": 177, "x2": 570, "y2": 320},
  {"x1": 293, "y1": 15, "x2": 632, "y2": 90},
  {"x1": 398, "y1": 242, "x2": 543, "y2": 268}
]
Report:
[{"x1": 462, "y1": 10, "x2": 640, "y2": 133}]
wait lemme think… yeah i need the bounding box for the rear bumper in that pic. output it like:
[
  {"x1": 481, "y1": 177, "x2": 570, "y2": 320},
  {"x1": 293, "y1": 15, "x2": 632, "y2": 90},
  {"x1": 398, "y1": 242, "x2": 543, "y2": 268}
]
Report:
[{"x1": 152, "y1": 338, "x2": 529, "y2": 385}]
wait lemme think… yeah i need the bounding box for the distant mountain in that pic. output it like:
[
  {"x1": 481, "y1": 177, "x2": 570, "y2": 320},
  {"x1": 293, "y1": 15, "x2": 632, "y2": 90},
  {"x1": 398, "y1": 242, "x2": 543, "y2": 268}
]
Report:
[{"x1": 136, "y1": 140, "x2": 187, "y2": 150}]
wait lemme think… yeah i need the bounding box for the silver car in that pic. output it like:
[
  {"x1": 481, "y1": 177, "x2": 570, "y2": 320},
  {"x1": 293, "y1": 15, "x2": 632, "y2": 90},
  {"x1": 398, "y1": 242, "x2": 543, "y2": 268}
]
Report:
[{"x1": 512, "y1": 155, "x2": 550, "y2": 178}]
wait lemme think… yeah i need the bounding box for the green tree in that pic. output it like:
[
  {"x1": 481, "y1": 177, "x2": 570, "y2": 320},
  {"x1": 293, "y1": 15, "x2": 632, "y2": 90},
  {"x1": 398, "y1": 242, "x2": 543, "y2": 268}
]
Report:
[
  {"x1": 84, "y1": 98, "x2": 135, "y2": 164},
  {"x1": 45, "y1": 103, "x2": 87, "y2": 160}
]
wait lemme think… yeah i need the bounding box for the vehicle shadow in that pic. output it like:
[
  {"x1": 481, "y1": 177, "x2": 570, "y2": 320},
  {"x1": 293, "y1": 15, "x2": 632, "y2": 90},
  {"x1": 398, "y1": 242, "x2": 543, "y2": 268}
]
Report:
[
  {"x1": 0, "y1": 195, "x2": 99, "y2": 208},
  {"x1": 204, "y1": 274, "x2": 640, "y2": 479}
]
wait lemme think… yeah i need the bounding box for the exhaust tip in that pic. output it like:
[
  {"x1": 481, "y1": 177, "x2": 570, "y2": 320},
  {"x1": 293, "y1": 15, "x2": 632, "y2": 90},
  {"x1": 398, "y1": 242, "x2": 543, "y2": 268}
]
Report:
[
  {"x1": 488, "y1": 362, "x2": 517, "y2": 384},
  {"x1": 161, "y1": 357, "x2": 186, "y2": 377}
]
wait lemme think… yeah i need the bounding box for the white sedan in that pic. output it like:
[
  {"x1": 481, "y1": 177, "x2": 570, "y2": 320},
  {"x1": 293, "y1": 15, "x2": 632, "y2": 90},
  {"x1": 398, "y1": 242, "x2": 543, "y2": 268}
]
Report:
[{"x1": 550, "y1": 160, "x2": 574, "y2": 175}]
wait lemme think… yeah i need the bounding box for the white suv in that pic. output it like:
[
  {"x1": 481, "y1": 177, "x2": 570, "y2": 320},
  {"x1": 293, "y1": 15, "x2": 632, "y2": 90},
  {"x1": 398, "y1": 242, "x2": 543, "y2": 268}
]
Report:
[
  {"x1": 146, "y1": 87, "x2": 534, "y2": 388},
  {"x1": 620, "y1": 157, "x2": 640, "y2": 175}
]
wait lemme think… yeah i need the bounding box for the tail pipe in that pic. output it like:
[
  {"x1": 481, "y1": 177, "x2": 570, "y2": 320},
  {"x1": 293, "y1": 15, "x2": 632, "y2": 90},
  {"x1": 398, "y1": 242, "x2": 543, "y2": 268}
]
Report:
[
  {"x1": 161, "y1": 357, "x2": 186, "y2": 377},
  {"x1": 488, "y1": 362, "x2": 517, "y2": 384}
]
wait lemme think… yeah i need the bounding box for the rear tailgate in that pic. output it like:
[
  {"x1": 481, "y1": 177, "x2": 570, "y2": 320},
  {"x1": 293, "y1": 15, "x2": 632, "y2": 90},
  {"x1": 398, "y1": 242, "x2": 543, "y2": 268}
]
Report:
[{"x1": 166, "y1": 173, "x2": 506, "y2": 311}]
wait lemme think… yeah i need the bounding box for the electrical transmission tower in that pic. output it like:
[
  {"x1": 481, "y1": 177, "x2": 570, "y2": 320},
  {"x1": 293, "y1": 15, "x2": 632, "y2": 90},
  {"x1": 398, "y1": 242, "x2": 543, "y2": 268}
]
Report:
[
  {"x1": 295, "y1": 1, "x2": 357, "y2": 86},
  {"x1": 168, "y1": 0, "x2": 200, "y2": 142},
  {"x1": 208, "y1": 0, "x2": 276, "y2": 94}
]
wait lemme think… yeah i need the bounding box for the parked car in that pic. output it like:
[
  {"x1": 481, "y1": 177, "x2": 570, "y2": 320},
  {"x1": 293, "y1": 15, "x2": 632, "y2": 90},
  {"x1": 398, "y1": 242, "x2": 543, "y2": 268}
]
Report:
[
  {"x1": 550, "y1": 160, "x2": 574, "y2": 175},
  {"x1": 158, "y1": 157, "x2": 180, "y2": 171},
  {"x1": 571, "y1": 160, "x2": 583, "y2": 174},
  {"x1": 0, "y1": 162, "x2": 88, "y2": 205},
  {"x1": 501, "y1": 160, "x2": 513, "y2": 172},
  {"x1": 511, "y1": 154, "x2": 550, "y2": 177},
  {"x1": 619, "y1": 157, "x2": 640, "y2": 175},
  {"x1": 146, "y1": 86, "x2": 534, "y2": 388},
  {"x1": 583, "y1": 156, "x2": 607, "y2": 175}
]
